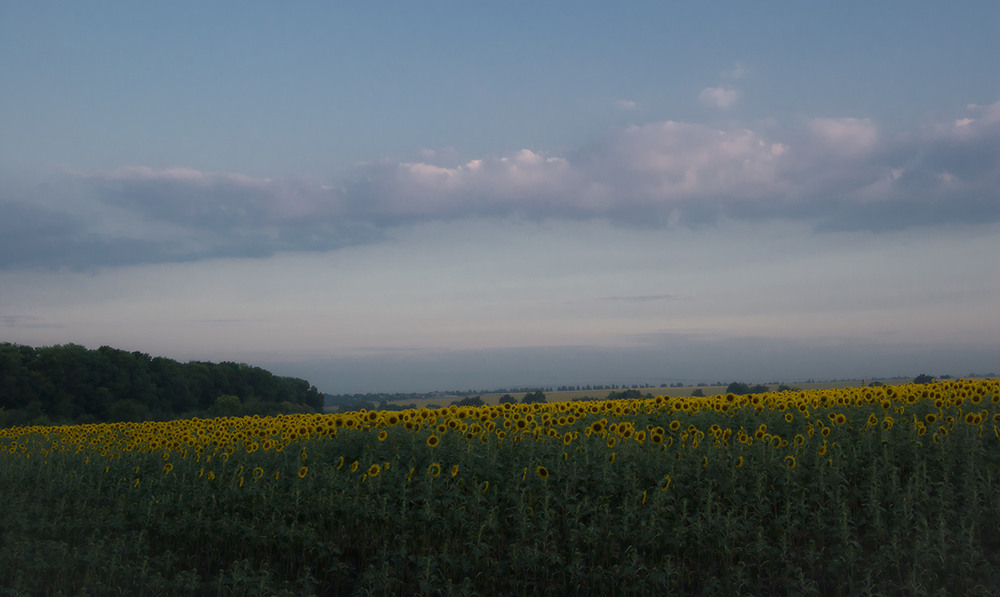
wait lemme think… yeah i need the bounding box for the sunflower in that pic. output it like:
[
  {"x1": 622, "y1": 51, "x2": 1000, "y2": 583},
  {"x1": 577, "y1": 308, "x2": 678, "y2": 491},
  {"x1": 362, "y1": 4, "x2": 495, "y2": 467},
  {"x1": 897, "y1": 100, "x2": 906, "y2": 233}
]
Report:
[
  {"x1": 669, "y1": 420, "x2": 681, "y2": 432},
  {"x1": 536, "y1": 466, "x2": 549, "y2": 480},
  {"x1": 660, "y1": 475, "x2": 672, "y2": 491},
  {"x1": 428, "y1": 463, "x2": 442, "y2": 478},
  {"x1": 350, "y1": 461, "x2": 359, "y2": 473},
  {"x1": 426, "y1": 435, "x2": 440, "y2": 448},
  {"x1": 378, "y1": 430, "x2": 388, "y2": 442},
  {"x1": 451, "y1": 464, "x2": 459, "y2": 477},
  {"x1": 368, "y1": 464, "x2": 381, "y2": 477},
  {"x1": 163, "y1": 463, "x2": 173, "y2": 475},
  {"x1": 784, "y1": 455, "x2": 796, "y2": 469},
  {"x1": 821, "y1": 427, "x2": 831, "y2": 437},
  {"x1": 253, "y1": 466, "x2": 264, "y2": 479},
  {"x1": 298, "y1": 466, "x2": 308, "y2": 479}
]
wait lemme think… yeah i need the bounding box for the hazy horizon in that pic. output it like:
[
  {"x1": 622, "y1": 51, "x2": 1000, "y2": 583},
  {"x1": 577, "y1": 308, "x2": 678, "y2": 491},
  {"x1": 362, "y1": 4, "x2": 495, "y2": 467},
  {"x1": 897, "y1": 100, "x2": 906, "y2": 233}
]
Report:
[{"x1": 2, "y1": 2, "x2": 998, "y2": 395}]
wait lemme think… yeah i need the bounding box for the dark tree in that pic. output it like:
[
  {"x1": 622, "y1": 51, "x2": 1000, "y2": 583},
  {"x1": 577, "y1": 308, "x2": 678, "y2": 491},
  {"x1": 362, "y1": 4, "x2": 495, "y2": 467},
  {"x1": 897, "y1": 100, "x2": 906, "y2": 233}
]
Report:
[
  {"x1": 452, "y1": 396, "x2": 485, "y2": 407},
  {"x1": 726, "y1": 382, "x2": 753, "y2": 395},
  {"x1": 521, "y1": 390, "x2": 547, "y2": 404},
  {"x1": 0, "y1": 342, "x2": 323, "y2": 426}
]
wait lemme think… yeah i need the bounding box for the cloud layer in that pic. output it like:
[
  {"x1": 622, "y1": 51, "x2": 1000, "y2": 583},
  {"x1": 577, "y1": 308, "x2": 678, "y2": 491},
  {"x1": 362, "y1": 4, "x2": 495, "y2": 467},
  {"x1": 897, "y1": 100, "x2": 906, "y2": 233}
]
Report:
[
  {"x1": 699, "y1": 87, "x2": 739, "y2": 109},
  {"x1": 2, "y1": 100, "x2": 998, "y2": 269}
]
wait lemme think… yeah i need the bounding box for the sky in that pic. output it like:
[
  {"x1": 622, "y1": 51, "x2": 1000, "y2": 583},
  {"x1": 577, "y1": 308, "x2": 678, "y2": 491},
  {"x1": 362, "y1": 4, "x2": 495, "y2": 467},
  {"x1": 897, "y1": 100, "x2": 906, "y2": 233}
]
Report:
[{"x1": 1, "y1": 1, "x2": 998, "y2": 394}]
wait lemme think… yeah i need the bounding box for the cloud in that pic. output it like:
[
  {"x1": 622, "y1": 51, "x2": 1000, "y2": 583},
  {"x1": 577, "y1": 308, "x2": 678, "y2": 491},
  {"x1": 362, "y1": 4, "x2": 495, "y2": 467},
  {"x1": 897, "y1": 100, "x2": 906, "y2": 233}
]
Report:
[
  {"x1": 615, "y1": 98, "x2": 638, "y2": 110},
  {"x1": 699, "y1": 87, "x2": 739, "y2": 109},
  {"x1": 83, "y1": 166, "x2": 343, "y2": 225},
  {"x1": 601, "y1": 294, "x2": 686, "y2": 302},
  {"x1": 806, "y1": 117, "x2": 878, "y2": 157},
  {"x1": 1, "y1": 315, "x2": 65, "y2": 329},
  {"x1": 2, "y1": 100, "x2": 998, "y2": 269},
  {"x1": 722, "y1": 62, "x2": 747, "y2": 80}
]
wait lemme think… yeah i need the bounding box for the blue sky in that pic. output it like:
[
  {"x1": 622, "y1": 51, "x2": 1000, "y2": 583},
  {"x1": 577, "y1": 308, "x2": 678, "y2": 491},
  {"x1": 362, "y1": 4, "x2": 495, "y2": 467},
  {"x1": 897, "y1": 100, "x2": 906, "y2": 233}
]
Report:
[{"x1": 1, "y1": 2, "x2": 998, "y2": 393}]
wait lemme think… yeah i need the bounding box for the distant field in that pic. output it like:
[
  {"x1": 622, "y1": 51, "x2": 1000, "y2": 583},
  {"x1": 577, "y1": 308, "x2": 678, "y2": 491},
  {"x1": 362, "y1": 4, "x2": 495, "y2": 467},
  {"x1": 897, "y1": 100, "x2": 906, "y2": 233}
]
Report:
[{"x1": 386, "y1": 378, "x2": 916, "y2": 408}]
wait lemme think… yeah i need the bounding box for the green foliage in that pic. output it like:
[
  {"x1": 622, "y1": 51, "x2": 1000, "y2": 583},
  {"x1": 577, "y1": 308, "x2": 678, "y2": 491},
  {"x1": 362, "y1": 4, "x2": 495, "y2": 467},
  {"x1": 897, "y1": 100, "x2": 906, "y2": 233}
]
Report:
[
  {"x1": 0, "y1": 342, "x2": 322, "y2": 426},
  {"x1": 606, "y1": 388, "x2": 653, "y2": 400},
  {"x1": 209, "y1": 394, "x2": 243, "y2": 417},
  {"x1": 451, "y1": 395, "x2": 485, "y2": 407},
  {"x1": 726, "y1": 381, "x2": 770, "y2": 395},
  {"x1": 521, "y1": 390, "x2": 547, "y2": 403}
]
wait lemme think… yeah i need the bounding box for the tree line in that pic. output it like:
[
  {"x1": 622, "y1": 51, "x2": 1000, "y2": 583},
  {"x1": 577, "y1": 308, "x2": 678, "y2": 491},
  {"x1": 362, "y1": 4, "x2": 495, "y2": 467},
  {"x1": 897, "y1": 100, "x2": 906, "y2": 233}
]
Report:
[{"x1": 0, "y1": 343, "x2": 322, "y2": 427}]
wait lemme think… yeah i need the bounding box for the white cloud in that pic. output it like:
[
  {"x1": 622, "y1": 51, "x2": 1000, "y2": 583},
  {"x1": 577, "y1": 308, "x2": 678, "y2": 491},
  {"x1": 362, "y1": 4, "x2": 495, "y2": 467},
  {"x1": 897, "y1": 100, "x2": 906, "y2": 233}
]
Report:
[
  {"x1": 615, "y1": 98, "x2": 638, "y2": 110},
  {"x1": 698, "y1": 86, "x2": 739, "y2": 109},
  {"x1": 722, "y1": 62, "x2": 747, "y2": 80},
  {"x1": 969, "y1": 100, "x2": 1000, "y2": 125},
  {"x1": 3, "y1": 99, "x2": 999, "y2": 269},
  {"x1": 596, "y1": 121, "x2": 787, "y2": 202},
  {"x1": 806, "y1": 117, "x2": 879, "y2": 156}
]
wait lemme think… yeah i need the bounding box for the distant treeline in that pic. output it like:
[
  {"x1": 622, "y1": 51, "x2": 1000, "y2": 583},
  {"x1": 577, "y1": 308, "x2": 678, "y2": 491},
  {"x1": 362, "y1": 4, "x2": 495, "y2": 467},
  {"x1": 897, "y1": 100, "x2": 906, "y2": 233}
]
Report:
[{"x1": 0, "y1": 343, "x2": 322, "y2": 427}]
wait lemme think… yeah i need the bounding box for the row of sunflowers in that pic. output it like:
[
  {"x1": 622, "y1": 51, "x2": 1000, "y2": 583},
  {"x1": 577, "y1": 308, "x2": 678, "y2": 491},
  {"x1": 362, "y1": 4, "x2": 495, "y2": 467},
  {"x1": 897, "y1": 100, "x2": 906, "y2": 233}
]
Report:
[{"x1": 2, "y1": 378, "x2": 999, "y2": 595}]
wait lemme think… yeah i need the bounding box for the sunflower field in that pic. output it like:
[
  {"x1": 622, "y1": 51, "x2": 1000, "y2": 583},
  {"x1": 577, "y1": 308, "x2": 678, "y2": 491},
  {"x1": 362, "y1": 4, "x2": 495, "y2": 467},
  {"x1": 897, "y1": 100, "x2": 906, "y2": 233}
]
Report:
[{"x1": 2, "y1": 379, "x2": 1000, "y2": 595}]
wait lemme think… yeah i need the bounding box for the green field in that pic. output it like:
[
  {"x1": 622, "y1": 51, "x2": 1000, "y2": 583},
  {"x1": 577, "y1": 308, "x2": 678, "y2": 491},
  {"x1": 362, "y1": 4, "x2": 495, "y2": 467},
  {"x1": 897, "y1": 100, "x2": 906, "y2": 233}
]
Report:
[
  {"x1": 387, "y1": 378, "x2": 915, "y2": 408},
  {"x1": 2, "y1": 379, "x2": 999, "y2": 595}
]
